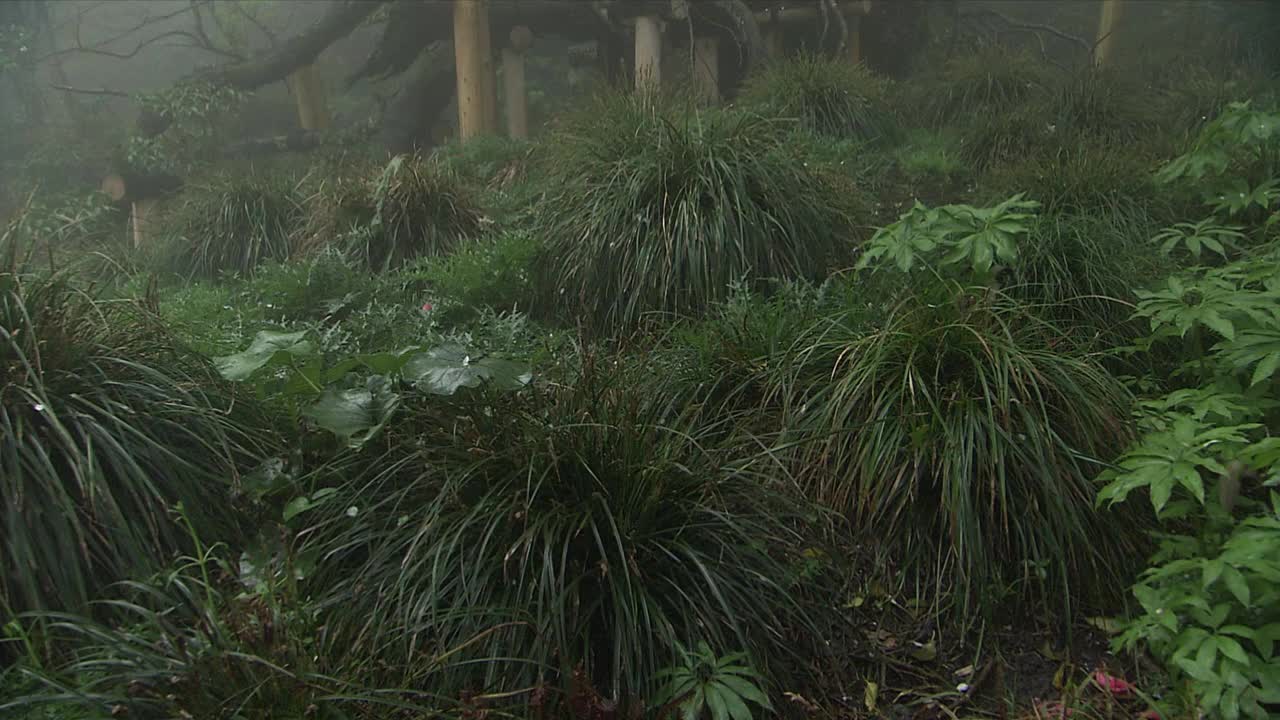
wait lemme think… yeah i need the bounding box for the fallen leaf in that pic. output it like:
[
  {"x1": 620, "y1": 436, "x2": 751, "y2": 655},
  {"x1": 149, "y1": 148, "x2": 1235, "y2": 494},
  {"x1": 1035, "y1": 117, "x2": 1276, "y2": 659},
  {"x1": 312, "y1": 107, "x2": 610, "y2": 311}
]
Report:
[{"x1": 910, "y1": 640, "x2": 937, "y2": 662}]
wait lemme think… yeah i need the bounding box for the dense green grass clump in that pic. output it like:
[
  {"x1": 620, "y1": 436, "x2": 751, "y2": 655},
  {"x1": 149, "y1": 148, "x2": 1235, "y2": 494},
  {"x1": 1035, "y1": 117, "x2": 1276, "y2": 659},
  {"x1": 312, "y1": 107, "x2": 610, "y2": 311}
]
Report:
[
  {"x1": 301, "y1": 365, "x2": 819, "y2": 704},
  {"x1": 302, "y1": 155, "x2": 484, "y2": 272},
  {"x1": 957, "y1": 65, "x2": 1170, "y2": 172},
  {"x1": 979, "y1": 143, "x2": 1164, "y2": 216},
  {"x1": 739, "y1": 55, "x2": 895, "y2": 141},
  {"x1": 0, "y1": 271, "x2": 274, "y2": 616},
  {"x1": 902, "y1": 45, "x2": 1052, "y2": 126},
  {"x1": 767, "y1": 286, "x2": 1142, "y2": 616},
  {"x1": 1011, "y1": 209, "x2": 1173, "y2": 345},
  {"x1": 162, "y1": 173, "x2": 302, "y2": 278},
  {"x1": 535, "y1": 94, "x2": 857, "y2": 333}
]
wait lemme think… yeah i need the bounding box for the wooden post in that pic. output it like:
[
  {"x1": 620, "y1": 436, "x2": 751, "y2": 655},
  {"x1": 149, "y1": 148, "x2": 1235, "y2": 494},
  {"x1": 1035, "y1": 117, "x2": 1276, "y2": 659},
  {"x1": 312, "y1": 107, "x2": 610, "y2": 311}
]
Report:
[
  {"x1": 131, "y1": 198, "x2": 158, "y2": 250},
  {"x1": 692, "y1": 37, "x2": 720, "y2": 104},
  {"x1": 454, "y1": 0, "x2": 487, "y2": 140},
  {"x1": 289, "y1": 63, "x2": 330, "y2": 131},
  {"x1": 1094, "y1": 0, "x2": 1122, "y2": 66},
  {"x1": 504, "y1": 26, "x2": 533, "y2": 139},
  {"x1": 848, "y1": 13, "x2": 862, "y2": 64},
  {"x1": 476, "y1": 0, "x2": 498, "y2": 133},
  {"x1": 634, "y1": 15, "x2": 663, "y2": 91},
  {"x1": 763, "y1": 25, "x2": 783, "y2": 58}
]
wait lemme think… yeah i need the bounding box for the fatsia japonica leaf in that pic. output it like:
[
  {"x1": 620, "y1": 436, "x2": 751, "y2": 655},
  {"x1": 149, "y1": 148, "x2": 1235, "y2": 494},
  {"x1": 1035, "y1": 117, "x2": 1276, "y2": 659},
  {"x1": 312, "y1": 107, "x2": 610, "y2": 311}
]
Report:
[
  {"x1": 1133, "y1": 274, "x2": 1280, "y2": 342},
  {"x1": 1099, "y1": 415, "x2": 1258, "y2": 513},
  {"x1": 1215, "y1": 329, "x2": 1280, "y2": 386},
  {"x1": 1210, "y1": 178, "x2": 1280, "y2": 218},
  {"x1": 1152, "y1": 219, "x2": 1244, "y2": 260},
  {"x1": 1136, "y1": 385, "x2": 1259, "y2": 428},
  {"x1": 857, "y1": 194, "x2": 1037, "y2": 277}
]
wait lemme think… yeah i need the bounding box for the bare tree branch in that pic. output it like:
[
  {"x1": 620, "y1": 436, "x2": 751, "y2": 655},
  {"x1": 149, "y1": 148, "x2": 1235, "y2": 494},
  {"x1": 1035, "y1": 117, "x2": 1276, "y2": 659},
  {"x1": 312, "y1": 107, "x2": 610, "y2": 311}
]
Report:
[
  {"x1": 38, "y1": 0, "x2": 245, "y2": 64},
  {"x1": 959, "y1": 8, "x2": 1091, "y2": 54},
  {"x1": 233, "y1": 1, "x2": 280, "y2": 49},
  {"x1": 49, "y1": 83, "x2": 130, "y2": 98}
]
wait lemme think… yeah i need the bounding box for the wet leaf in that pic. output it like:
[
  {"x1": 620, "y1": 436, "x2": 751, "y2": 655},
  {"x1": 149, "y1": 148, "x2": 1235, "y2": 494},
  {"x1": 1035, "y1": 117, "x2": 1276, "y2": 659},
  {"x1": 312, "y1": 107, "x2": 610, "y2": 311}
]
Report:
[
  {"x1": 214, "y1": 330, "x2": 313, "y2": 381},
  {"x1": 304, "y1": 375, "x2": 401, "y2": 449},
  {"x1": 404, "y1": 344, "x2": 531, "y2": 395}
]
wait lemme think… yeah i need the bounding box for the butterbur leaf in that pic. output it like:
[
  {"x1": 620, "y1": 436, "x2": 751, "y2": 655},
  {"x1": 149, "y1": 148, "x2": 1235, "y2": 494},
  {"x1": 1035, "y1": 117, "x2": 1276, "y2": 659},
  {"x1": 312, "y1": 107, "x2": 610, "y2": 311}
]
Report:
[
  {"x1": 404, "y1": 344, "x2": 531, "y2": 395},
  {"x1": 304, "y1": 375, "x2": 401, "y2": 449},
  {"x1": 215, "y1": 330, "x2": 313, "y2": 381}
]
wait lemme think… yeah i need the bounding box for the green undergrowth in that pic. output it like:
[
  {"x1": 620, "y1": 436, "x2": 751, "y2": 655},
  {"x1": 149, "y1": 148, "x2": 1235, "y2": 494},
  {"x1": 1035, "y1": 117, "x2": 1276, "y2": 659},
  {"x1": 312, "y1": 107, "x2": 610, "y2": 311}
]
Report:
[
  {"x1": 0, "y1": 265, "x2": 277, "y2": 619},
  {"x1": 295, "y1": 357, "x2": 829, "y2": 704},
  {"x1": 8, "y1": 43, "x2": 1280, "y2": 720},
  {"x1": 298, "y1": 154, "x2": 485, "y2": 272}
]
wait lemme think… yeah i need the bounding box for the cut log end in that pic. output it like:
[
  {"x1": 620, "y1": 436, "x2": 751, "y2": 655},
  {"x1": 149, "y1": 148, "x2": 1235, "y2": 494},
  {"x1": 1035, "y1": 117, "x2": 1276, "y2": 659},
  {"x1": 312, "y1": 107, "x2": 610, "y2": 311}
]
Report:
[{"x1": 101, "y1": 174, "x2": 127, "y2": 202}]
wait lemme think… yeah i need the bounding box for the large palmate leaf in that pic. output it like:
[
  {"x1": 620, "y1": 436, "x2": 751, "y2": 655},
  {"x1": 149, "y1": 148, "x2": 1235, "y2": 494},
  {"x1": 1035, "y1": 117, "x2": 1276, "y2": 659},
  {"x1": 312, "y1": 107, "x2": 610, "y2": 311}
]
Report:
[
  {"x1": 1133, "y1": 275, "x2": 1278, "y2": 342},
  {"x1": 303, "y1": 375, "x2": 401, "y2": 449},
  {"x1": 214, "y1": 330, "x2": 313, "y2": 381},
  {"x1": 403, "y1": 344, "x2": 531, "y2": 395},
  {"x1": 857, "y1": 194, "x2": 1038, "y2": 277},
  {"x1": 1152, "y1": 219, "x2": 1244, "y2": 260},
  {"x1": 1216, "y1": 330, "x2": 1280, "y2": 386},
  {"x1": 1099, "y1": 415, "x2": 1258, "y2": 513}
]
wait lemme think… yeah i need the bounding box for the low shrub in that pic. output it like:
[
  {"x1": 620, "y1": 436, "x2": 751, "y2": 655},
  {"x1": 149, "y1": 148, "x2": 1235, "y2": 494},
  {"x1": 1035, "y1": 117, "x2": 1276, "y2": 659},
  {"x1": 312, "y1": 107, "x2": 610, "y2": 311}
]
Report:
[
  {"x1": 161, "y1": 173, "x2": 303, "y2": 278},
  {"x1": 300, "y1": 363, "x2": 822, "y2": 705},
  {"x1": 5, "y1": 192, "x2": 128, "y2": 276},
  {"x1": 900, "y1": 45, "x2": 1053, "y2": 127},
  {"x1": 766, "y1": 286, "x2": 1143, "y2": 618},
  {"x1": 958, "y1": 104, "x2": 1060, "y2": 171},
  {"x1": 979, "y1": 143, "x2": 1165, "y2": 216},
  {"x1": 4, "y1": 543, "x2": 460, "y2": 718},
  {"x1": 960, "y1": 67, "x2": 1172, "y2": 173},
  {"x1": 431, "y1": 135, "x2": 532, "y2": 189},
  {"x1": 1011, "y1": 209, "x2": 1173, "y2": 346},
  {"x1": 1048, "y1": 68, "x2": 1165, "y2": 147},
  {"x1": 0, "y1": 271, "x2": 275, "y2": 616},
  {"x1": 300, "y1": 155, "x2": 484, "y2": 272},
  {"x1": 534, "y1": 94, "x2": 858, "y2": 333},
  {"x1": 738, "y1": 54, "x2": 896, "y2": 142}
]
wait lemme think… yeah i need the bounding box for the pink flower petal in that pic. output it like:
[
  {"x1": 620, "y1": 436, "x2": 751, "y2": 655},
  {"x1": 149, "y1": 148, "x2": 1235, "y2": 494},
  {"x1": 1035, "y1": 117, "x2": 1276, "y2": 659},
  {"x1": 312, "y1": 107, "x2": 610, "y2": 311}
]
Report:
[
  {"x1": 1092, "y1": 670, "x2": 1135, "y2": 696},
  {"x1": 421, "y1": 303, "x2": 433, "y2": 312}
]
